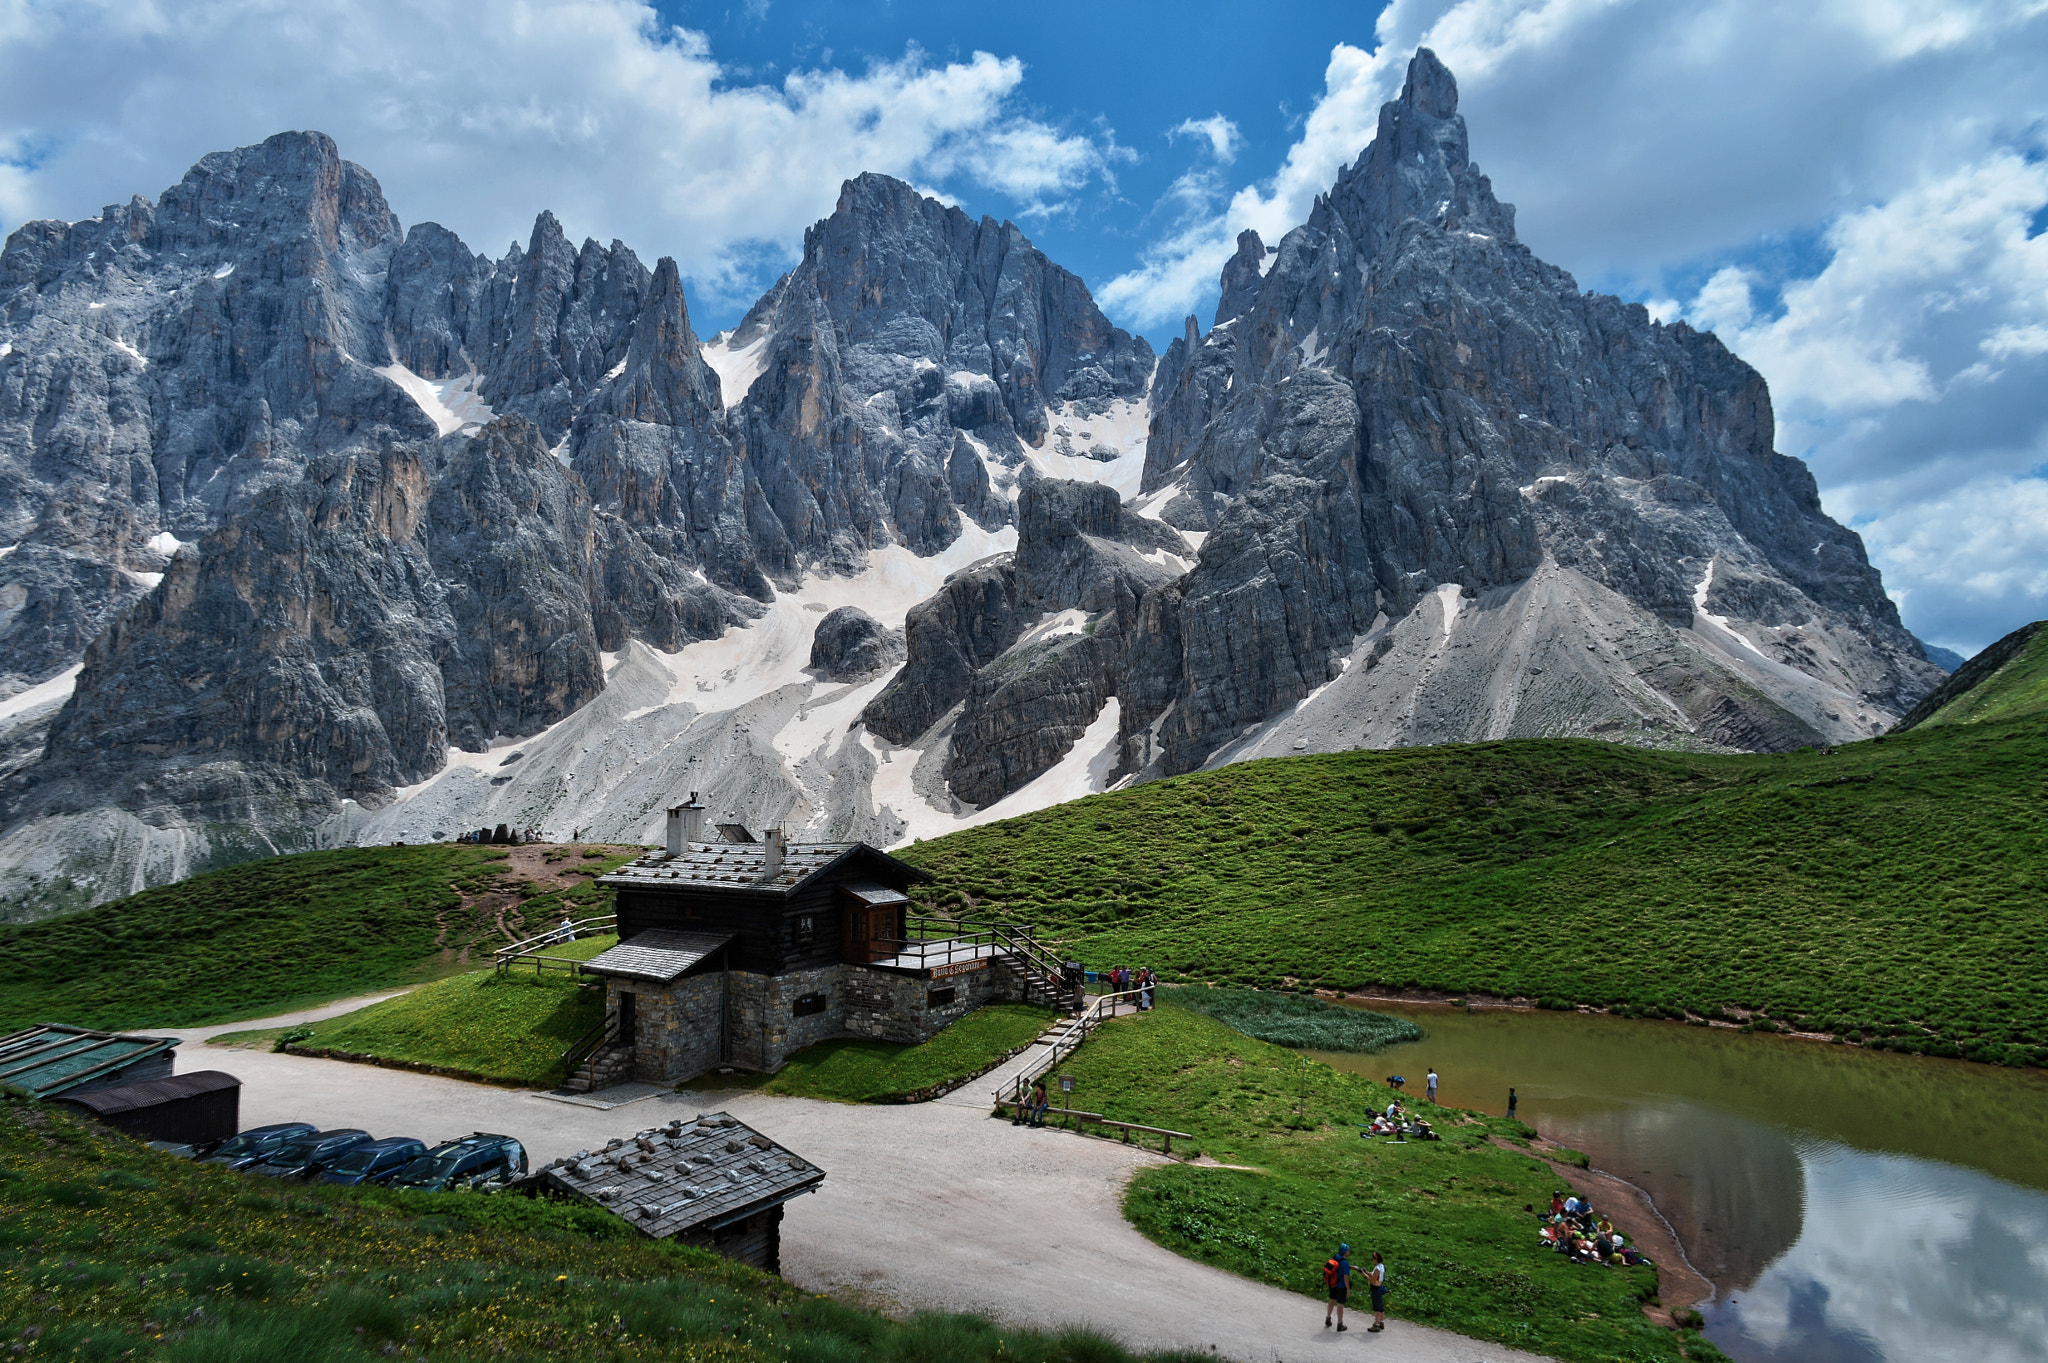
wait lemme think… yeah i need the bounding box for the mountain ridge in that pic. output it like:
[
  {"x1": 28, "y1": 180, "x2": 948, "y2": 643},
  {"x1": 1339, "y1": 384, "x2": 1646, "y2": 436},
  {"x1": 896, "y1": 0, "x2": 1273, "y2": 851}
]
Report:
[{"x1": 0, "y1": 50, "x2": 1945, "y2": 917}]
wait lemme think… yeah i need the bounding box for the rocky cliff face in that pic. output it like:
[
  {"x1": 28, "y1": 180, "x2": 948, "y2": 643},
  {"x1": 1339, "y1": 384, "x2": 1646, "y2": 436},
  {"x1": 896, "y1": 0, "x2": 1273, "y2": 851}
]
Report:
[
  {"x1": 0, "y1": 55, "x2": 1943, "y2": 916},
  {"x1": 0, "y1": 133, "x2": 1154, "y2": 914},
  {"x1": 1114, "y1": 49, "x2": 1940, "y2": 778}
]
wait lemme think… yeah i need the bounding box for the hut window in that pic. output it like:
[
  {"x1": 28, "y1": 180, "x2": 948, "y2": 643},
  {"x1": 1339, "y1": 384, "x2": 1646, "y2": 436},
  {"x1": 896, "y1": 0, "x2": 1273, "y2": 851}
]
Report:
[
  {"x1": 795, "y1": 914, "x2": 816, "y2": 945},
  {"x1": 792, "y1": 992, "x2": 828, "y2": 1017},
  {"x1": 927, "y1": 986, "x2": 958, "y2": 1008}
]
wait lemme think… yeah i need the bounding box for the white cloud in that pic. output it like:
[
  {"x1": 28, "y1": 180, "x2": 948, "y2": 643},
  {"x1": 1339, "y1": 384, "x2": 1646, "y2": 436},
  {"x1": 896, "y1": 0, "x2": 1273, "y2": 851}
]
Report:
[
  {"x1": 1856, "y1": 473, "x2": 2048, "y2": 653},
  {"x1": 0, "y1": 0, "x2": 1124, "y2": 305},
  {"x1": 1702, "y1": 152, "x2": 2048, "y2": 424},
  {"x1": 1169, "y1": 114, "x2": 1242, "y2": 164},
  {"x1": 1100, "y1": 40, "x2": 1397, "y2": 327},
  {"x1": 931, "y1": 120, "x2": 1127, "y2": 217}
]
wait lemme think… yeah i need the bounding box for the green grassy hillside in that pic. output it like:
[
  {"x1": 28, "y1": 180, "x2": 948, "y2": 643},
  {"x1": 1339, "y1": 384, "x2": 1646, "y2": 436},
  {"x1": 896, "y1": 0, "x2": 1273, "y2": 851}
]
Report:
[
  {"x1": 0, "y1": 844, "x2": 634, "y2": 1033},
  {"x1": 1904, "y1": 622, "x2": 2048, "y2": 730},
  {"x1": 0, "y1": 1099, "x2": 1203, "y2": 1363},
  {"x1": 903, "y1": 708, "x2": 2048, "y2": 1068}
]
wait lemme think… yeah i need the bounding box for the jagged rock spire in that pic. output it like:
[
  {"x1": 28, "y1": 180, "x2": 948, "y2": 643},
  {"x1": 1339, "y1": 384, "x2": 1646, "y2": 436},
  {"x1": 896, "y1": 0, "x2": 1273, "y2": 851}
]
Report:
[{"x1": 1324, "y1": 46, "x2": 1518, "y2": 256}]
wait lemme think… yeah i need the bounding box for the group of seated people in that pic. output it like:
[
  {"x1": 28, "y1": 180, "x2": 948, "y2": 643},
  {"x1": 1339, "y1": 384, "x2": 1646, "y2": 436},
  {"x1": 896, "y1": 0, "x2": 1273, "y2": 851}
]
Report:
[
  {"x1": 1535, "y1": 1192, "x2": 1651, "y2": 1266},
  {"x1": 1361, "y1": 1099, "x2": 1438, "y2": 1141}
]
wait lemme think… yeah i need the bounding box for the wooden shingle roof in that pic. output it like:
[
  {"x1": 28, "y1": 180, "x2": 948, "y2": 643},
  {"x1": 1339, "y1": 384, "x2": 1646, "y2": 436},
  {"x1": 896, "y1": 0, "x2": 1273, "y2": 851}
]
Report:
[
  {"x1": 539, "y1": 1112, "x2": 823, "y2": 1238},
  {"x1": 597, "y1": 841, "x2": 931, "y2": 897},
  {"x1": 53, "y1": 1070, "x2": 239, "y2": 1115},
  {"x1": 581, "y1": 930, "x2": 731, "y2": 983}
]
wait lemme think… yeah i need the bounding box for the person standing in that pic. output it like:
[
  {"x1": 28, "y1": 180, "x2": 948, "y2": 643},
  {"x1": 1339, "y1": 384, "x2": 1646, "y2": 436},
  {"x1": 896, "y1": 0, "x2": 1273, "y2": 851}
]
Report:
[
  {"x1": 1366, "y1": 1251, "x2": 1388, "y2": 1331},
  {"x1": 1323, "y1": 1243, "x2": 1352, "y2": 1330},
  {"x1": 1425, "y1": 1067, "x2": 1439, "y2": 1103},
  {"x1": 1508, "y1": 1086, "x2": 1518, "y2": 1121}
]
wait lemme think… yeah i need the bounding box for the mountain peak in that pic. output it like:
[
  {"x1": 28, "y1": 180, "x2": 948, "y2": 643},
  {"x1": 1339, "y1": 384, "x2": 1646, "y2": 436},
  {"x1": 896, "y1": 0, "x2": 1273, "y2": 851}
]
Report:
[
  {"x1": 1322, "y1": 47, "x2": 1516, "y2": 255},
  {"x1": 157, "y1": 130, "x2": 398, "y2": 254},
  {"x1": 1402, "y1": 46, "x2": 1460, "y2": 119}
]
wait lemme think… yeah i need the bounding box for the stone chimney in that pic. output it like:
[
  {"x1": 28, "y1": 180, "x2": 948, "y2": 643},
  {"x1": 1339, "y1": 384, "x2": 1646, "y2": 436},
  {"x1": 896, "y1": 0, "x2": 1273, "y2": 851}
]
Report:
[
  {"x1": 666, "y1": 792, "x2": 706, "y2": 857},
  {"x1": 761, "y1": 827, "x2": 785, "y2": 880}
]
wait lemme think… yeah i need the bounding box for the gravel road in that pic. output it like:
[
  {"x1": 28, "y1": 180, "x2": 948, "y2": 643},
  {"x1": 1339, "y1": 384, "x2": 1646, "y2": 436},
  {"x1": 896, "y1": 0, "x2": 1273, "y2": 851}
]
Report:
[{"x1": 166, "y1": 996, "x2": 1550, "y2": 1363}]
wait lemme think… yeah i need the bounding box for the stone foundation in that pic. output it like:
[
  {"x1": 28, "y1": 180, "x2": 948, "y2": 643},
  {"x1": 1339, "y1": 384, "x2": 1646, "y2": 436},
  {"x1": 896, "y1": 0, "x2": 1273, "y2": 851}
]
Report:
[
  {"x1": 844, "y1": 960, "x2": 1009, "y2": 1045},
  {"x1": 725, "y1": 964, "x2": 847, "y2": 1072},
  {"x1": 611, "y1": 975, "x2": 723, "y2": 1085},
  {"x1": 608, "y1": 957, "x2": 1031, "y2": 1083}
]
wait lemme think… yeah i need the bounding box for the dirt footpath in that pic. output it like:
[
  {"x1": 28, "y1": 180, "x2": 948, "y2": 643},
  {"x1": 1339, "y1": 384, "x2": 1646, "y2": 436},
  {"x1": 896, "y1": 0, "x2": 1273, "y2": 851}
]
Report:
[{"x1": 184, "y1": 1000, "x2": 1550, "y2": 1363}]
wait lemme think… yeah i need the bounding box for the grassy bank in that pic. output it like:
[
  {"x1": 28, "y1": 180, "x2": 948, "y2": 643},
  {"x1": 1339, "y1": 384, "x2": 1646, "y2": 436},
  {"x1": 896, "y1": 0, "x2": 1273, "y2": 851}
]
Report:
[
  {"x1": 0, "y1": 845, "x2": 636, "y2": 1033},
  {"x1": 0, "y1": 1100, "x2": 1206, "y2": 1363},
  {"x1": 1161, "y1": 987, "x2": 1420, "y2": 1051},
  {"x1": 750, "y1": 1004, "x2": 1054, "y2": 1102},
  {"x1": 1055, "y1": 1002, "x2": 1720, "y2": 1363},
  {"x1": 904, "y1": 709, "x2": 2048, "y2": 1066},
  {"x1": 233, "y1": 970, "x2": 606, "y2": 1087}
]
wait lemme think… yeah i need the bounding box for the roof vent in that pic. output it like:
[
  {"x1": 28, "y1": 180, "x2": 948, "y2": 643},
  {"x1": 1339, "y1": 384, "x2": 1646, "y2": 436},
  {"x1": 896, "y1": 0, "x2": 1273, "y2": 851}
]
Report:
[
  {"x1": 666, "y1": 793, "x2": 706, "y2": 858},
  {"x1": 762, "y1": 828, "x2": 785, "y2": 881}
]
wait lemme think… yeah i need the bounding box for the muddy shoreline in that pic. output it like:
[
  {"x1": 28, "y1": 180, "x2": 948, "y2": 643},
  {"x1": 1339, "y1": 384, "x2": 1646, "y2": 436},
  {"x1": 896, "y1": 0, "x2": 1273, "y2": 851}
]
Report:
[
  {"x1": 1333, "y1": 986, "x2": 1844, "y2": 1047},
  {"x1": 1508, "y1": 1135, "x2": 1715, "y2": 1323}
]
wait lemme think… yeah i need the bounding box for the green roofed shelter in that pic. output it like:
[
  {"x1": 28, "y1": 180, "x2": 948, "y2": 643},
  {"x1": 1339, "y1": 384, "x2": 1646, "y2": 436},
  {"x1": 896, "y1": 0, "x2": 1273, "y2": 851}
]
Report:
[{"x1": 0, "y1": 1023, "x2": 180, "y2": 1098}]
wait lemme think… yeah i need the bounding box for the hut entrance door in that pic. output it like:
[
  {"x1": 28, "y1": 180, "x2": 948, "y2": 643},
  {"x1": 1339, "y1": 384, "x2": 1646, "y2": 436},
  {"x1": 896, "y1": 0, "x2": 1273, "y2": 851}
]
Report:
[{"x1": 842, "y1": 905, "x2": 900, "y2": 964}]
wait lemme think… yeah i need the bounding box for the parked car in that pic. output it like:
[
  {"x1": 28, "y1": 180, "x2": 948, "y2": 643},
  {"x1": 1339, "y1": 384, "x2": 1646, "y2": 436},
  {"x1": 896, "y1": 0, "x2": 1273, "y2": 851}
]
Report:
[
  {"x1": 145, "y1": 1140, "x2": 209, "y2": 1159},
  {"x1": 319, "y1": 1137, "x2": 428, "y2": 1187},
  {"x1": 198, "y1": 1122, "x2": 318, "y2": 1171},
  {"x1": 386, "y1": 1133, "x2": 527, "y2": 1192},
  {"x1": 248, "y1": 1128, "x2": 373, "y2": 1180}
]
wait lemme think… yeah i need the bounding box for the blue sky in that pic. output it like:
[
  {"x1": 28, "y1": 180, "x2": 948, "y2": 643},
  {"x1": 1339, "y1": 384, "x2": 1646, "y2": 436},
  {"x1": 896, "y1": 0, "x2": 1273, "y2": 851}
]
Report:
[
  {"x1": 1, "y1": 0, "x2": 2045, "y2": 655},
  {"x1": 650, "y1": 0, "x2": 1379, "y2": 343}
]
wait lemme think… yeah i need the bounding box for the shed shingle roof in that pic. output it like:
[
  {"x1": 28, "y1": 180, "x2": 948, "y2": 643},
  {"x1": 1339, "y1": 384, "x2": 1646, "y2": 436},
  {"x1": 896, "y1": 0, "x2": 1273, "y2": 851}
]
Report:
[
  {"x1": 841, "y1": 880, "x2": 909, "y2": 907},
  {"x1": 0, "y1": 1025, "x2": 180, "y2": 1098},
  {"x1": 540, "y1": 1111, "x2": 823, "y2": 1238},
  {"x1": 597, "y1": 840, "x2": 932, "y2": 896},
  {"x1": 52, "y1": 1070, "x2": 239, "y2": 1116},
  {"x1": 581, "y1": 931, "x2": 732, "y2": 983}
]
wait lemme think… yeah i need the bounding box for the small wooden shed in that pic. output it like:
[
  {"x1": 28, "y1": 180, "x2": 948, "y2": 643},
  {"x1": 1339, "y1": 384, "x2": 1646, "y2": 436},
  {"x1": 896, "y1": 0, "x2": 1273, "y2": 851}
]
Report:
[
  {"x1": 537, "y1": 1111, "x2": 823, "y2": 1272},
  {"x1": 53, "y1": 1070, "x2": 241, "y2": 1146}
]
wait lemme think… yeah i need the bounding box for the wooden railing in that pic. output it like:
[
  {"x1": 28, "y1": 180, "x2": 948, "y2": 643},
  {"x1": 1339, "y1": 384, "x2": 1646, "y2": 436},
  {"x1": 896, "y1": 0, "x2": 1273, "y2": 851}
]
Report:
[
  {"x1": 867, "y1": 918, "x2": 1064, "y2": 1003},
  {"x1": 493, "y1": 914, "x2": 616, "y2": 973},
  {"x1": 995, "y1": 988, "x2": 1148, "y2": 1108},
  {"x1": 561, "y1": 1009, "x2": 621, "y2": 1070},
  {"x1": 990, "y1": 1101, "x2": 1194, "y2": 1155}
]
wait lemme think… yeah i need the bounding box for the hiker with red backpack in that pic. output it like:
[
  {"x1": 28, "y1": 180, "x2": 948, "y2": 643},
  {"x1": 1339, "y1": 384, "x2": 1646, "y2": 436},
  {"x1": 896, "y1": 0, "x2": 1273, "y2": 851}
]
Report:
[{"x1": 1322, "y1": 1243, "x2": 1352, "y2": 1330}]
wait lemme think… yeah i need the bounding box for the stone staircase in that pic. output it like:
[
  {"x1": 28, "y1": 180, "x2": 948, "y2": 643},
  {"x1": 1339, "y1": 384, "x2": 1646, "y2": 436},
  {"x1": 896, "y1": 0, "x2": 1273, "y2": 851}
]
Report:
[{"x1": 562, "y1": 1042, "x2": 634, "y2": 1093}]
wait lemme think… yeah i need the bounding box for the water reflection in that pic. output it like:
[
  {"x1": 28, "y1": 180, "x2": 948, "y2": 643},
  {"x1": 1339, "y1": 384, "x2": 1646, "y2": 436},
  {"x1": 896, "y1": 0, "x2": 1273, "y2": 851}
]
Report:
[
  {"x1": 1306, "y1": 1003, "x2": 2048, "y2": 1363},
  {"x1": 1705, "y1": 1145, "x2": 2048, "y2": 1363},
  {"x1": 1542, "y1": 1099, "x2": 1803, "y2": 1290}
]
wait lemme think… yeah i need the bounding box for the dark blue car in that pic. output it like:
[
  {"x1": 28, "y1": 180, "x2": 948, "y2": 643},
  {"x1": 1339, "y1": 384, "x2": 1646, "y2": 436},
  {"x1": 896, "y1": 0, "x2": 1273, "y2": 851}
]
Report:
[
  {"x1": 248, "y1": 1128, "x2": 372, "y2": 1180},
  {"x1": 319, "y1": 1137, "x2": 428, "y2": 1187},
  {"x1": 387, "y1": 1133, "x2": 527, "y2": 1192},
  {"x1": 198, "y1": 1122, "x2": 317, "y2": 1171}
]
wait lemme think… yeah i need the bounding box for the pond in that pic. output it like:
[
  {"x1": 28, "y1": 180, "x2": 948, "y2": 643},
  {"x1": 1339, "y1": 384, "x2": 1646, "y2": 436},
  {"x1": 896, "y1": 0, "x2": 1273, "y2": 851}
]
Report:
[{"x1": 1308, "y1": 1002, "x2": 2048, "y2": 1363}]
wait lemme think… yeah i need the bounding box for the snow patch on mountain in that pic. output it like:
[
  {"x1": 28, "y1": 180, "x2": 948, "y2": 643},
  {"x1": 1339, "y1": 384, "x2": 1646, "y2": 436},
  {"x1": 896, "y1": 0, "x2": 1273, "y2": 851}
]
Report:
[
  {"x1": 374, "y1": 360, "x2": 495, "y2": 437},
  {"x1": 0, "y1": 664, "x2": 82, "y2": 721},
  {"x1": 702, "y1": 329, "x2": 772, "y2": 406},
  {"x1": 359, "y1": 521, "x2": 1033, "y2": 849}
]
